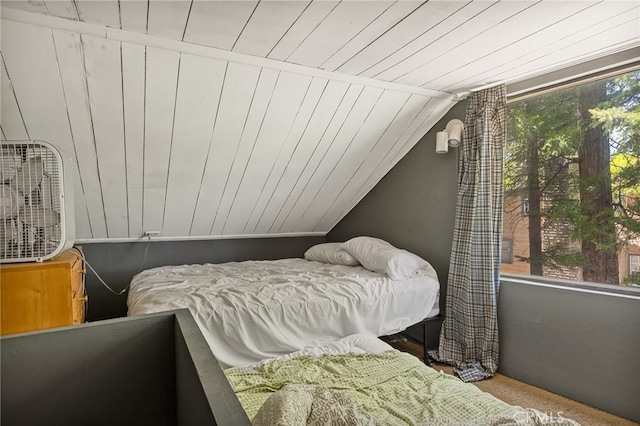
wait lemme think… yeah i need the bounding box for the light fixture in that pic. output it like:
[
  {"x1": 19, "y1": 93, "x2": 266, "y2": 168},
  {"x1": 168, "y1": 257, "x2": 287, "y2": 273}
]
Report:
[
  {"x1": 435, "y1": 119, "x2": 464, "y2": 154},
  {"x1": 436, "y1": 131, "x2": 449, "y2": 154},
  {"x1": 445, "y1": 119, "x2": 464, "y2": 147}
]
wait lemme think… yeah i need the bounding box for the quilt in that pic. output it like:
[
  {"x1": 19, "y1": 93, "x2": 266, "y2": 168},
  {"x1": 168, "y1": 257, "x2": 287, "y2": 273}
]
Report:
[{"x1": 225, "y1": 350, "x2": 580, "y2": 426}]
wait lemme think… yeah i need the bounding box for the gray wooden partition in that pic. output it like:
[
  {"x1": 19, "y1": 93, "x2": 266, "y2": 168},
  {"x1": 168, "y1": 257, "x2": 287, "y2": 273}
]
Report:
[{"x1": 1, "y1": 310, "x2": 250, "y2": 426}]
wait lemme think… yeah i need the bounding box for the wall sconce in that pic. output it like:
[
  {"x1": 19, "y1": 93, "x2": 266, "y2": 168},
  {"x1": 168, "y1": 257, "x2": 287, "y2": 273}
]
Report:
[{"x1": 436, "y1": 119, "x2": 464, "y2": 154}]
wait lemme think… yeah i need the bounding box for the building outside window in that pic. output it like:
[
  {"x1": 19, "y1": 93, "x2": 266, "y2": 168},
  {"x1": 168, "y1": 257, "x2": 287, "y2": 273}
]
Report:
[{"x1": 501, "y1": 69, "x2": 640, "y2": 287}]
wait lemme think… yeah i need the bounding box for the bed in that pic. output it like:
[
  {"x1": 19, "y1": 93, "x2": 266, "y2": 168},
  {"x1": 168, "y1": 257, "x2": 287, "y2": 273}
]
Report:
[
  {"x1": 127, "y1": 238, "x2": 440, "y2": 369},
  {"x1": 224, "y1": 334, "x2": 580, "y2": 426}
]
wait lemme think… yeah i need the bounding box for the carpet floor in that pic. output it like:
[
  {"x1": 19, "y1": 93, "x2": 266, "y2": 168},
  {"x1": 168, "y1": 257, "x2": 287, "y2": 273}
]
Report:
[{"x1": 384, "y1": 336, "x2": 637, "y2": 426}]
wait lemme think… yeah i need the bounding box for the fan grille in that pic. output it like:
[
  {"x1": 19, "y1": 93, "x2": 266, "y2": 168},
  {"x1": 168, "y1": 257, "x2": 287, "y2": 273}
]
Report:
[{"x1": 1, "y1": 142, "x2": 64, "y2": 261}]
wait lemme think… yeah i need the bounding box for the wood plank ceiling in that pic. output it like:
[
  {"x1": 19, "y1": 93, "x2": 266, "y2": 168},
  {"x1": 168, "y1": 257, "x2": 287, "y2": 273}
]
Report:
[{"x1": 1, "y1": 1, "x2": 638, "y2": 241}]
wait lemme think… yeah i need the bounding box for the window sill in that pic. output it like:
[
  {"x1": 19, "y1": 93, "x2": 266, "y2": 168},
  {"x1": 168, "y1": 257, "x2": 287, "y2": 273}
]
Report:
[{"x1": 500, "y1": 273, "x2": 640, "y2": 299}]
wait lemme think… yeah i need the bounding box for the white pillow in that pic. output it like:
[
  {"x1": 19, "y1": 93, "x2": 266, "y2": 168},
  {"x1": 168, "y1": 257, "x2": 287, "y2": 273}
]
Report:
[
  {"x1": 340, "y1": 236, "x2": 429, "y2": 280},
  {"x1": 304, "y1": 243, "x2": 360, "y2": 266}
]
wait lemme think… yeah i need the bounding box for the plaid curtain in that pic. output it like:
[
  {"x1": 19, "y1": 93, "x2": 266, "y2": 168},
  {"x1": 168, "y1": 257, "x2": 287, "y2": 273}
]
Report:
[{"x1": 432, "y1": 85, "x2": 507, "y2": 382}]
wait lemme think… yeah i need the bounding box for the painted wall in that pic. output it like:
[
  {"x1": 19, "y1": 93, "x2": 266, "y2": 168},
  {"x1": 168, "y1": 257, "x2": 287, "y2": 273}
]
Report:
[
  {"x1": 328, "y1": 99, "x2": 465, "y2": 348},
  {"x1": 1, "y1": 311, "x2": 251, "y2": 426},
  {"x1": 499, "y1": 278, "x2": 640, "y2": 422},
  {"x1": 81, "y1": 236, "x2": 325, "y2": 321},
  {"x1": 328, "y1": 99, "x2": 466, "y2": 314},
  {"x1": 2, "y1": 314, "x2": 177, "y2": 425}
]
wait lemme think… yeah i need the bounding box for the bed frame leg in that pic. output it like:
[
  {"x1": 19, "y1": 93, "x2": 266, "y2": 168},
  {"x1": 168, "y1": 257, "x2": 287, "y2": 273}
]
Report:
[
  {"x1": 421, "y1": 314, "x2": 444, "y2": 366},
  {"x1": 399, "y1": 314, "x2": 443, "y2": 366},
  {"x1": 423, "y1": 321, "x2": 430, "y2": 366}
]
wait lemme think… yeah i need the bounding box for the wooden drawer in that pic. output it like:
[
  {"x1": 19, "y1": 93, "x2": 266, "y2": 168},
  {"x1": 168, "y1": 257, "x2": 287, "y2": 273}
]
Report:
[
  {"x1": 1, "y1": 248, "x2": 86, "y2": 335},
  {"x1": 69, "y1": 252, "x2": 87, "y2": 325}
]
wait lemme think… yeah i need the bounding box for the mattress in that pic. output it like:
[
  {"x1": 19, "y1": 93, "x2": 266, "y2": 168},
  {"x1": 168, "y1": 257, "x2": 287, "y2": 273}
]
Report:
[
  {"x1": 127, "y1": 258, "x2": 439, "y2": 369},
  {"x1": 248, "y1": 333, "x2": 394, "y2": 366},
  {"x1": 225, "y1": 334, "x2": 580, "y2": 426}
]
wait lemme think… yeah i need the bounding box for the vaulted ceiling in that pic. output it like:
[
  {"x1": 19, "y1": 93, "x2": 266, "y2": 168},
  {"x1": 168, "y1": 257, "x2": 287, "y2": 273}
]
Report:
[{"x1": 1, "y1": 1, "x2": 638, "y2": 242}]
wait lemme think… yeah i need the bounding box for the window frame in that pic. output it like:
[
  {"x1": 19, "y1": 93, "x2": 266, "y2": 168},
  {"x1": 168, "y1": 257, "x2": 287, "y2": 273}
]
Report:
[
  {"x1": 500, "y1": 272, "x2": 640, "y2": 298},
  {"x1": 501, "y1": 51, "x2": 640, "y2": 295}
]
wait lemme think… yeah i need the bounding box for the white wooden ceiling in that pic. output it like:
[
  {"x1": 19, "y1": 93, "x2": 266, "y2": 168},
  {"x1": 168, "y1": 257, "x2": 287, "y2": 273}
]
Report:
[{"x1": 1, "y1": 1, "x2": 638, "y2": 241}]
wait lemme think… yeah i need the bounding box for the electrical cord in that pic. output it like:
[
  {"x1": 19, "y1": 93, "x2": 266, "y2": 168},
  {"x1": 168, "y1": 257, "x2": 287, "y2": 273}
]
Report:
[
  {"x1": 74, "y1": 236, "x2": 152, "y2": 297},
  {"x1": 84, "y1": 257, "x2": 128, "y2": 296},
  {"x1": 136, "y1": 237, "x2": 151, "y2": 274}
]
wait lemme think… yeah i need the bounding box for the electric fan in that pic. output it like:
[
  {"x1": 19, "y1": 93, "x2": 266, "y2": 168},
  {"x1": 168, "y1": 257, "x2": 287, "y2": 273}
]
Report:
[{"x1": 0, "y1": 141, "x2": 75, "y2": 263}]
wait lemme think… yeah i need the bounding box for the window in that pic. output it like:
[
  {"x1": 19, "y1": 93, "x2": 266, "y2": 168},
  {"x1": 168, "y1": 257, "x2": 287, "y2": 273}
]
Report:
[
  {"x1": 501, "y1": 238, "x2": 513, "y2": 264},
  {"x1": 501, "y1": 69, "x2": 640, "y2": 287},
  {"x1": 631, "y1": 255, "x2": 640, "y2": 274}
]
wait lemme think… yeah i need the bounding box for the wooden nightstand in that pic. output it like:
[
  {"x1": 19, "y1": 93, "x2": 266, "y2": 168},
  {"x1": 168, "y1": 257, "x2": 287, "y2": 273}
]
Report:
[{"x1": 1, "y1": 248, "x2": 87, "y2": 335}]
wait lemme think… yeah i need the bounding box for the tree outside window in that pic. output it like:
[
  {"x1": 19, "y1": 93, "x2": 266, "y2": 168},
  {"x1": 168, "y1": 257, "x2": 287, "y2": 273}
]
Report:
[{"x1": 502, "y1": 70, "x2": 640, "y2": 287}]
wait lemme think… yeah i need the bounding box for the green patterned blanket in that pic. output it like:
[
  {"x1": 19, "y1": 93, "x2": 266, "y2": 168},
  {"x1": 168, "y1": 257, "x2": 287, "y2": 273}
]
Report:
[{"x1": 225, "y1": 350, "x2": 579, "y2": 425}]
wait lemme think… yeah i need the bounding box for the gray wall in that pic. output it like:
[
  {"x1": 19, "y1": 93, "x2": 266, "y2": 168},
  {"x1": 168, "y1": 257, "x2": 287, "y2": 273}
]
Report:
[
  {"x1": 2, "y1": 314, "x2": 177, "y2": 425},
  {"x1": 81, "y1": 236, "x2": 325, "y2": 321},
  {"x1": 328, "y1": 100, "x2": 467, "y2": 315},
  {"x1": 174, "y1": 310, "x2": 251, "y2": 426},
  {"x1": 1, "y1": 311, "x2": 251, "y2": 426},
  {"x1": 499, "y1": 278, "x2": 640, "y2": 422}
]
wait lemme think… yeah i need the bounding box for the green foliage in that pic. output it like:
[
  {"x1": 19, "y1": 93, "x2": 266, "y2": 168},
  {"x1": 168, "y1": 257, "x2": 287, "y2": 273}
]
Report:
[
  {"x1": 505, "y1": 70, "x2": 640, "y2": 280},
  {"x1": 623, "y1": 271, "x2": 640, "y2": 287},
  {"x1": 592, "y1": 72, "x2": 640, "y2": 241}
]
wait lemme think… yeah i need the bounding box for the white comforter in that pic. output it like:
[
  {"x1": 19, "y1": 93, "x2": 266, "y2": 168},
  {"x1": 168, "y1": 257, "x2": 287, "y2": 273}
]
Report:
[{"x1": 127, "y1": 258, "x2": 439, "y2": 369}]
